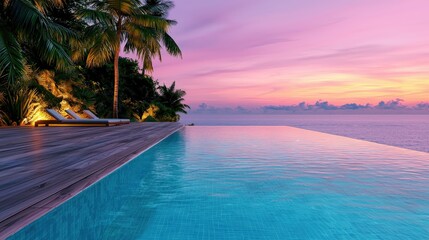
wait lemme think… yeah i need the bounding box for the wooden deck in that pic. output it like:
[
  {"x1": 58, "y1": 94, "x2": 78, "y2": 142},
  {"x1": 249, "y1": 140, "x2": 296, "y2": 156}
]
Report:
[{"x1": 0, "y1": 122, "x2": 183, "y2": 238}]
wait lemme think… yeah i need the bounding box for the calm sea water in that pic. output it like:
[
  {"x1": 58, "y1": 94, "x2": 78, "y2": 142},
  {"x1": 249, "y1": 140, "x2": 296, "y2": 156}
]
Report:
[
  {"x1": 11, "y1": 127, "x2": 429, "y2": 239},
  {"x1": 180, "y1": 114, "x2": 429, "y2": 153}
]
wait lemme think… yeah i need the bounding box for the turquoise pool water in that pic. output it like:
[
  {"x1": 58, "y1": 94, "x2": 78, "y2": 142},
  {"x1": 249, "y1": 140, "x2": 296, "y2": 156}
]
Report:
[{"x1": 10, "y1": 127, "x2": 429, "y2": 239}]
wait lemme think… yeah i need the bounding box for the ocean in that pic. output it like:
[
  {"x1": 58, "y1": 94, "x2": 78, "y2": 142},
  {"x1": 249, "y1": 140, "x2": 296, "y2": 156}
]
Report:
[{"x1": 180, "y1": 114, "x2": 429, "y2": 153}]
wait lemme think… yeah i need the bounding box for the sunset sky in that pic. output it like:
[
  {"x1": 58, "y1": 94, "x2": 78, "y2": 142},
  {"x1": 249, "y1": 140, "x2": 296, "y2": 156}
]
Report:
[{"x1": 145, "y1": 0, "x2": 429, "y2": 108}]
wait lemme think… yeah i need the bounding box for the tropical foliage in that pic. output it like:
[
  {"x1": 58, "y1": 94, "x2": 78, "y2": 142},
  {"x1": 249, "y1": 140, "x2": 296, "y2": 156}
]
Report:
[
  {"x1": 0, "y1": 0, "x2": 74, "y2": 83},
  {"x1": 0, "y1": 0, "x2": 187, "y2": 126},
  {"x1": 78, "y1": 0, "x2": 181, "y2": 117},
  {"x1": 0, "y1": 85, "x2": 41, "y2": 126},
  {"x1": 158, "y1": 82, "x2": 190, "y2": 115},
  {"x1": 84, "y1": 57, "x2": 188, "y2": 121}
]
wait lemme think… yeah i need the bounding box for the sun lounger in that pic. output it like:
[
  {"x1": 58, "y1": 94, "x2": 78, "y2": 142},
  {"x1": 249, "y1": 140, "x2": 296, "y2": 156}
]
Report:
[
  {"x1": 64, "y1": 109, "x2": 83, "y2": 120},
  {"x1": 83, "y1": 110, "x2": 130, "y2": 124},
  {"x1": 35, "y1": 109, "x2": 121, "y2": 127},
  {"x1": 66, "y1": 109, "x2": 125, "y2": 124}
]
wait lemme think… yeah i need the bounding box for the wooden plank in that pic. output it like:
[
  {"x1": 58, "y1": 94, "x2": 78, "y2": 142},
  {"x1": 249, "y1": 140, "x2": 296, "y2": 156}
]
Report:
[{"x1": 0, "y1": 122, "x2": 183, "y2": 239}]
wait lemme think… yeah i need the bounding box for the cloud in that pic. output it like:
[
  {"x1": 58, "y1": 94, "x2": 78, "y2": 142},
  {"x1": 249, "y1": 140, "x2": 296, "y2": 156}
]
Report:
[
  {"x1": 340, "y1": 103, "x2": 370, "y2": 110},
  {"x1": 261, "y1": 101, "x2": 325, "y2": 112},
  {"x1": 415, "y1": 102, "x2": 429, "y2": 110},
  {"x1": 314, "y1": 101, "x2": 338, "y2": 110},
  {"x1": 198, "y1": 103, "x2": 208, "y2": 111},
  {"x1": 262, "y1": 101, "x2": 370, "y2": 112},
  {"x1": 262, "y1": 99, "x2": 426, "y2": 113},
  {"x1": 194, "y1": 103, "x2": 250, "y2": 114},
  {"x1": 192, "y1": 100, "x2": 429, "y2": 114},
  {"x1": 375, "y1": 98, "x2": 405, "y2": 109}
]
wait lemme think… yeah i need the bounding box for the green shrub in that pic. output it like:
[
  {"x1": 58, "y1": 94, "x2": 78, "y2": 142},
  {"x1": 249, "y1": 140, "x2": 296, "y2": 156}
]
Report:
[{"x1": 0, "y1": 86, "x2": 41, "y2": 126}]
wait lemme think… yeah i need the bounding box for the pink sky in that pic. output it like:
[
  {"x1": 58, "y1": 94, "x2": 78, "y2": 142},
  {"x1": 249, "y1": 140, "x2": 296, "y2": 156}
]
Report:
[{"x1": 133, "y1": 0, "x2": 429, "y2": 108}]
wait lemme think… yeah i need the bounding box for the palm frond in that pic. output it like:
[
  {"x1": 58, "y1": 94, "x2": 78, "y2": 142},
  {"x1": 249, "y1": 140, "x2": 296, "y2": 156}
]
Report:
[
  {"x1": 166, "y1": 19, "x2": 177, "y2": 25},
  {"x1": 85, "y1": 26, "x2": 117, "y2": 67},
  {"x1": 0, "y1": 25, "x2": 25, "y2": 83},
  {"x1": 162, "y1": 32, "x2": 181, "y2": 57},
  {"x1": 142, "y1": 52, "x2": 154, "y2": 72},
  {"x1": 8, "y1": 0, "x2": 75, "y2": 40},
  {"x1": 142, "y1": 0, "x2": 174, "y2": 17},
  {"x1": 106, "y1": 0, "x2": 141, "y2": 16},
  {"x1": 130, "y1": 14, "x2": 169, "y2": 30},
  {"x1": 69, "y1": 35, "x2": 86, "y2": 62},
  {"x1": 36, "y1": 38, "x2": 73, "y2": 71},
  {"x1": 123, "y1": 21, "x2": 160, "y2": 40},
  {"x1": 76, "y1": 8, "x2": 115, "y2": 26},
  {"x1": 33, "y1": 0, "x2": 65, "y2": 13}
]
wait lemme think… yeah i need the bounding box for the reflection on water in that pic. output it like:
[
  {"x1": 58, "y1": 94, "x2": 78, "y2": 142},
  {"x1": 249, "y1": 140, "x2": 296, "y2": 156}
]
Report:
[{"x1": 11, "y1": 127, "x2": 429, "y2": 239}]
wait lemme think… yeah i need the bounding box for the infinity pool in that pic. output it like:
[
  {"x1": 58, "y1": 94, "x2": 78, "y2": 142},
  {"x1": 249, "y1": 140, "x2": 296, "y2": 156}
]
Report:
[{"x1": 11, "y1": 127, "x2": 429, "y2": 239}]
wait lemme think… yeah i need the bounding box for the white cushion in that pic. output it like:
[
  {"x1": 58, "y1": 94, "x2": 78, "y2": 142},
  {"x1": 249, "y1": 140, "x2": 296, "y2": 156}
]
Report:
[
  {"x1": 65, "y1": 109, "x2": 82, "y2": 119},
  {"x1": 46, "y1": 109, "x2": 65, "y2": 120}
]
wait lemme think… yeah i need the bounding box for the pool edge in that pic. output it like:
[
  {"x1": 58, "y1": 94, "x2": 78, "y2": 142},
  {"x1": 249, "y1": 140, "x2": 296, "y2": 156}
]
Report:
[{"x1": 2, "y1": 124, "x2": 184, "y2": 239}]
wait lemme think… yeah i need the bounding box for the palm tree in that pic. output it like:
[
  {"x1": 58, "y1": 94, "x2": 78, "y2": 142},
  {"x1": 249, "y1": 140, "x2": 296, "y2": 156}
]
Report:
[
  {"x1": 134, "y1": 0, "x2": 179, "y2": 76},
  {"x1": 0, "y1": 0, "x2": 74, "y2": 83},
  {"x1": 79, "y1": 0, "x2": 181, "y2": 118},
  {"x1": 158, "y1": 81, "x2": 189, "y2": 115}
]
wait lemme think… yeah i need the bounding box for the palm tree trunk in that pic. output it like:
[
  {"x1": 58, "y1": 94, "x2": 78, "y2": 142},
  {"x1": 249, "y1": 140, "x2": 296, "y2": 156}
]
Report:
[{"x1": 113, "y1": 16, "x2": 122, "y2": 118}]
